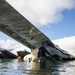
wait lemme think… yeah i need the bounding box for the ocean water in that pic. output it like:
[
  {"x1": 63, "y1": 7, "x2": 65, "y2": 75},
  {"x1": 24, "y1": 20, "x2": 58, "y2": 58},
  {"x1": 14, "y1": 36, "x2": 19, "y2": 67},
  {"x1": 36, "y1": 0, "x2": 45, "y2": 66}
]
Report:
[{"x1": 0, "y1": 59, "x2": 75, "y2": 75}]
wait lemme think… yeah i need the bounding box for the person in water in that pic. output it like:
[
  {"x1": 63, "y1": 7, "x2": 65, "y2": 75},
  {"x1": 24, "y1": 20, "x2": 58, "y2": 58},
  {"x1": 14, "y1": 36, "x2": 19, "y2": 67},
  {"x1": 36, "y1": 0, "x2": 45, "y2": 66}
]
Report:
[{"x1": 38, "y1": 42, "x2": 51, "y2": 69}]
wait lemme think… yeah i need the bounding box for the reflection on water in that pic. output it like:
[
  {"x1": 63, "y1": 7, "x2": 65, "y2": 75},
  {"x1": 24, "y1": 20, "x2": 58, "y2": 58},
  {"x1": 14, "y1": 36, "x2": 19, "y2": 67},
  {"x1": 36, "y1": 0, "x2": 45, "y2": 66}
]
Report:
[{"x1": 0, "y1": 59, "x2": 75, "y2": 75}]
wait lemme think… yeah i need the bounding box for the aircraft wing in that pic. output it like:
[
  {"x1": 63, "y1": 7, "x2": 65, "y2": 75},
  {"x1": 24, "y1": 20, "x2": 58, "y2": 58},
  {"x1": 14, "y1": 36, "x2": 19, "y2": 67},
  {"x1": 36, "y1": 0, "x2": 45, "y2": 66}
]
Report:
[{"x1": 0, "y1": 0, "x2": 54, "y2": 49}]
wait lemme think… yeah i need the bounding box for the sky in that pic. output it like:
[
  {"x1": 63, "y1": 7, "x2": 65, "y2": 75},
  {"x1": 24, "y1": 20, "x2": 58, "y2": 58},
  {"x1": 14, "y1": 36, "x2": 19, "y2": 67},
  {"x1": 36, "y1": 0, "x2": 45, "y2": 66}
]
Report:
[{"x1": 0, "y1": 0, "x2": 75, "y2": 50}]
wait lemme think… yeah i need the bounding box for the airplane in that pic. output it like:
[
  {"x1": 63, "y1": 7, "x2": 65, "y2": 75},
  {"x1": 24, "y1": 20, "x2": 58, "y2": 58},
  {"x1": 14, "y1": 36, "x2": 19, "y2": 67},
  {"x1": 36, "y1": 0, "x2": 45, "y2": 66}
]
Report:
[
  {"x1": 0, "y1": 0, "x2": 75, "y2": 62},
  {"x1": 52, "y1": 36, "x2": 75, "y2": 56}
]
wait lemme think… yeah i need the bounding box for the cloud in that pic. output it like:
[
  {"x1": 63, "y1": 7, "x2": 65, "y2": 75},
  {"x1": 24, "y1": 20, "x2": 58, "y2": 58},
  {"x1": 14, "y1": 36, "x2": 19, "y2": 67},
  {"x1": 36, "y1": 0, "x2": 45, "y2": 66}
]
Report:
[
  {"x1": 6, "y1": 0, "x2": 75, "y2": 26},
  {"x1": 0, "y1": 39, "x2": 31, "y2": 52}
]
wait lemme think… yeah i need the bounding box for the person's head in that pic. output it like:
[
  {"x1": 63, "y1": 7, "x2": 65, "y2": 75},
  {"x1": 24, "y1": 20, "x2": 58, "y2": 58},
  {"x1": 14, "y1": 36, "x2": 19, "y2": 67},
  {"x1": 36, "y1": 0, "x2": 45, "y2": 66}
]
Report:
[{"x1": 42, "y1": 42, "x2": 47, "y2": 47}]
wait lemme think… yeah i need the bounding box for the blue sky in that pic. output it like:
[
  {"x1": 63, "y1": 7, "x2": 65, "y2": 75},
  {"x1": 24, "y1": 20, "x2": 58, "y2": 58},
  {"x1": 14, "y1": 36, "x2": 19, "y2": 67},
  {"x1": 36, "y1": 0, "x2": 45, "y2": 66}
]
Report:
[
  {"x1": 37, "y1": 9, "x2": 75, "y2": 40},
  {"x1": 0, "y1": 0, "x2": 75, "y2": 49},
  {"x1": 0, "y1": 9, "x2": 75, "y2": 40}
]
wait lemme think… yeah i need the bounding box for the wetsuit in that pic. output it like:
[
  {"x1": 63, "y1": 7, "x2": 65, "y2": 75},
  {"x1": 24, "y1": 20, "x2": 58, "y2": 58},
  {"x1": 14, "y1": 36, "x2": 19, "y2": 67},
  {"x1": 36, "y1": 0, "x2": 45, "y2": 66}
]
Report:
[{"x1": 38, "y1": 46, "x2": 51, "y2": 69}]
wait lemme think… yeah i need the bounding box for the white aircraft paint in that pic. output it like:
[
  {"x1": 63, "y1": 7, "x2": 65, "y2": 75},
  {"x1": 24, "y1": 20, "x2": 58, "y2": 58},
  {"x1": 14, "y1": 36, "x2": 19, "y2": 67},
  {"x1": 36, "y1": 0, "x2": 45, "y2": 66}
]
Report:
[{"x1": 52, "y1": 36, "x2": 75, "y2": 56}]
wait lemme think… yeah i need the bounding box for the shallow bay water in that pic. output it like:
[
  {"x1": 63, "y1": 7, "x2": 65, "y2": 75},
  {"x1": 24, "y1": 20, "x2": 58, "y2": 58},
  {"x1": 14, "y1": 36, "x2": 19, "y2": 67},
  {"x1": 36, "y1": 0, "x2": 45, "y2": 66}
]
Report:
[{"x1": 0, "y1": 59, "x2": 75, "y2": 75}]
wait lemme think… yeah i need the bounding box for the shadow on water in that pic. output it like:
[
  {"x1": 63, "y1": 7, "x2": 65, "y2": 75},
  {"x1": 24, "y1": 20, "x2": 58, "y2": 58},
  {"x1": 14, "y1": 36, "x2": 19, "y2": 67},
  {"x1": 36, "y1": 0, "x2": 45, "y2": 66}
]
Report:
[{"x1": 0, "y1": 59, "x2": 75, "y2": 75}]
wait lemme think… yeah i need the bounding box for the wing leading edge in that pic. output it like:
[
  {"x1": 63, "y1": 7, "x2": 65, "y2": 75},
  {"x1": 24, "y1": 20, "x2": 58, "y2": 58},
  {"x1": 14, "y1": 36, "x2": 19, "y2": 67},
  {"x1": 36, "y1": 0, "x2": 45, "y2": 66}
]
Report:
[{"x1": 0, "y1": 0, "x2": 54, "y2": 49}]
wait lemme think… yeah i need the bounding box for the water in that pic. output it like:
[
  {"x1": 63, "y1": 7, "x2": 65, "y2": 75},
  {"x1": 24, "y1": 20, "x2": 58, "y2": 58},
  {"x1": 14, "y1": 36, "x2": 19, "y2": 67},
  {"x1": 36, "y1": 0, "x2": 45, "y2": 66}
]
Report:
[{"x1": 0, "y1": 59, "x2": 75, "y2": 75}]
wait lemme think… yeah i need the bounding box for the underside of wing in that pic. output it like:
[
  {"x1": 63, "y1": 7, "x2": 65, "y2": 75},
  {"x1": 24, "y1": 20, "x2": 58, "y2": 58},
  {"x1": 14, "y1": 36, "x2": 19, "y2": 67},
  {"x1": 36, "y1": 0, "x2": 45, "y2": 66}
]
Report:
[{"x1": 0, "y1": 0, "x2": 54, "y2": 49}]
